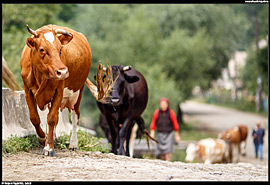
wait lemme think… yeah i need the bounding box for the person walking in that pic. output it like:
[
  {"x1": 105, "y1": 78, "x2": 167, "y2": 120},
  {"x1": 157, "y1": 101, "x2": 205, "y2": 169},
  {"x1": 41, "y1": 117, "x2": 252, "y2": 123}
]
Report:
[
  {"x1": 150, "y1": 97, "x2": 181, "y2": 161},
  {"x1": 252, "y1": 121, "x2": 265, "y2": 160}
]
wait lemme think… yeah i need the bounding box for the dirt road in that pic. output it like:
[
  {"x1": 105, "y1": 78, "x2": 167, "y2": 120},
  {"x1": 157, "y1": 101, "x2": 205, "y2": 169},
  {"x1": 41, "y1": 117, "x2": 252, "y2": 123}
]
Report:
[
  {"x1": 2, "y1": 101, "x2": 268, "y2": 181},
  {"x1": 2, "y1": 148, "x2": 268, "y2": 181},
  {"x1": 181, "y1": 101, "x2": 268, "y2": 166}
]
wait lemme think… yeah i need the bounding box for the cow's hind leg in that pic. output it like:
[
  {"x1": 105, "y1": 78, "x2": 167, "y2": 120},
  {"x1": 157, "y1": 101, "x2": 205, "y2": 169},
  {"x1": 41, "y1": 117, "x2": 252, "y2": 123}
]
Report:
[
  {"x1": 69, "y1": 88, "x2": 83, "y2": 151},
  {"x1": 124, "y1": 121, "x2": 135, "y2": 156},
  {"x1": 240, "y1": 140, "x2": 247, "y2": 156},
  {"x1": 69, "y1": 110, "x2": 79, "y2": 150}
]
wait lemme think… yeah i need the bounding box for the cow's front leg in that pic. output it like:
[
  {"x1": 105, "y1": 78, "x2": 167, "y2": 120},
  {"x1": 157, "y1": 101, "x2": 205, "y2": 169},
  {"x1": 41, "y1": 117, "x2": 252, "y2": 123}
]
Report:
[
  {"x1": 106, "y1": 118, "x2": 118, "y2": 154},
  {"x1": 25, "y1": 89, "x2": 46, "y2": 145},
  {"x1": 69, "y1": 110, "x2": 78, "y2": 151},
  {"x1": 118, "y1": 117, "x2": 132, "y2": 155},
  {"x1": 43, "y1": 109, "x2": 58, "y2": 157},
  {"x1": 43, "y1": 86, "x2": 63, "y2": 157}
]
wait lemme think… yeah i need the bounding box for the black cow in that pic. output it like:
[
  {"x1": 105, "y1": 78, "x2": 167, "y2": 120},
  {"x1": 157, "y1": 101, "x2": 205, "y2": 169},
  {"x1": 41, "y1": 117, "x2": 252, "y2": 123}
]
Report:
[{"x1": 96, "y1": 65, "x2": 156, "y2": 156}]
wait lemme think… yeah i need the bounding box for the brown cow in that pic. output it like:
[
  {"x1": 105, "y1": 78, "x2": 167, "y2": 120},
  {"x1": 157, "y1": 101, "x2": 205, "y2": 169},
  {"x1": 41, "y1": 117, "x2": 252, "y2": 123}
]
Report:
[
  {"x1": 218, "y1": 125, "x2": 248, "y2": 162},
  {"x1": 20, "y1": 24, "x2": 113, "y2": 156}
]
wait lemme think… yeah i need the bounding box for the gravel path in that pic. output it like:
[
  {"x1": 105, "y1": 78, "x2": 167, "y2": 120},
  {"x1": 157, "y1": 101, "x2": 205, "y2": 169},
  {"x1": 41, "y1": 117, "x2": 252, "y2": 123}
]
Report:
[
  {"x1": 181, "y1": 101, "x2": 268, "y2": 167},
  {"x1": 2, "y1": 149, "x2": 268, "y2": 181}
]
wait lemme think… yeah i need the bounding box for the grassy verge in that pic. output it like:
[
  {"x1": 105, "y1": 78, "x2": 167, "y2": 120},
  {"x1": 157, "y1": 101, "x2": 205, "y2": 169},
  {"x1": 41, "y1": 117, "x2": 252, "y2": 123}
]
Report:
[
  {"x1": 56, "y1": 129, "x2": 111, "y2": 153},
  {"x1": 179, "y1": 121, "x2": 217, "y2": 141},
  {"x1": 2, "y1": 134, "x2": 40, "y2": 156},
  {"x1": 192, "y1": 97, "x2": 268, "y2": 117},
  {"x1": 2, "y1": 130, "x2": 111, "y2": 156}
]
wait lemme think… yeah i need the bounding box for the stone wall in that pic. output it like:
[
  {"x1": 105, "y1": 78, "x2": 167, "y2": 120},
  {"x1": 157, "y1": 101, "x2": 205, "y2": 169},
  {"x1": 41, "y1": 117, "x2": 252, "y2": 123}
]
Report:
[{"x1": 2, "y1": 88, "x2": 95, "y2": 140}]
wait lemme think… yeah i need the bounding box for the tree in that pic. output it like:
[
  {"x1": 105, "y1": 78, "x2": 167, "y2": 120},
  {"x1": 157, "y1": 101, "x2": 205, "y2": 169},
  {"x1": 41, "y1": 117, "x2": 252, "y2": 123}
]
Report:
[
  {"x1": 241, "y1": 4, "x2": 268, "y2": 111},
  {"x1": 158, "y1": 29, "x2": 215, "y2": 99}
]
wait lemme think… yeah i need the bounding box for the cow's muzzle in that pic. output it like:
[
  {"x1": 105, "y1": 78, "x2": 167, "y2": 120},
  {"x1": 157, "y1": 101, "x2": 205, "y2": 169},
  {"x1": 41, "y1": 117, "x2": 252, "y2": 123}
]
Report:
[
  {"x1": 110, "y1": 98, "x2": 120, "y2": 106},
  {"x1": 55, "y1": 68, "x2": 69, "y2": 80}
]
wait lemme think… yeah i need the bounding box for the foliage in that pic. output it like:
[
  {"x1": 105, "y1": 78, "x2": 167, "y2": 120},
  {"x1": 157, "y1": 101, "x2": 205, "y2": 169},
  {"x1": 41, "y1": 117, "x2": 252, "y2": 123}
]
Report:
[
  {"x1": 2, "y1": 130, "x2": 111, "y2": 156},
  {"x1": 239, "y1": 46, "x2": 268, "y2": 96},
  {"x1": 159, "y1": 28, "x2": 215, "y2": 99},
  {"x1": 55, "y1": 130, "x2": 111, "y2": 153},
  {"x1": 2, "y1": 134, "x2": 40, "y2": 155},
  {"x1": 2, "y1": 4, "x2": 266, "y2": 134}
]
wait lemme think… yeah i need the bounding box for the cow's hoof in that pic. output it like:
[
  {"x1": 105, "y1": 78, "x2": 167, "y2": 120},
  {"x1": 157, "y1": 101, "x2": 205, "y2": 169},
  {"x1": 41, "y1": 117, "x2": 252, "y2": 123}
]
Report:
[
  {"x1": 69, "y1": 147, "x2": 78, "y2": 151},
  {"x1": 42, "y1": 149, "x2": 48, "y2": 156},
  {"x1": 49, "y1": 150, "x2": 55, "y2": 157},
  {"x1": 42, "y1": 149, "x2": 55, "y2": 157},
  {"x1": 118, "y1": 149, "x2": 126, "y2": 156},
  {"x1": 43, "y1": 144, "x2": 55, "y2": 157}
]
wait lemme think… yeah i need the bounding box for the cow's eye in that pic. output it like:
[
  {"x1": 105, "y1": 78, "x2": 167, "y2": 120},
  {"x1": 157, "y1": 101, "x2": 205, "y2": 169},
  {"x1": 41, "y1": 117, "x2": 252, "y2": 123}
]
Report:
[{"x1": 39, "y1": 48, "x2": 45, "y2": 53}]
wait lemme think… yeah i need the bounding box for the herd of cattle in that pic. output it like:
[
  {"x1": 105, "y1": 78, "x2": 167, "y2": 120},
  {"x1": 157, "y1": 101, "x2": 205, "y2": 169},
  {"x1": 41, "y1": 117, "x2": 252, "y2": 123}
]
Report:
[
  {"x1": 19, "y1": 24, "x2": 248, "y2": 164},
  {"x1": 20, "y1": 24, "x2": 156, "y2": 157},
  {"x1": 185, "y1": 125, "x2": 248, "y2": 164}
]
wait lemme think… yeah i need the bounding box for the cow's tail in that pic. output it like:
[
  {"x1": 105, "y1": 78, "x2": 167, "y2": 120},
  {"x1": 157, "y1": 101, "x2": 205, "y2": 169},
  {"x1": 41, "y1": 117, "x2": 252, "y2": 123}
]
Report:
[
  {"x1": 136, "y1": 117, "x2": 159, "y2": 150},
  {"x1": 85, "y1": 62, "x2": 117, "y2": 104},
  {"x1": 2, "y1": 57, "x2": 22, "y2": 92}
]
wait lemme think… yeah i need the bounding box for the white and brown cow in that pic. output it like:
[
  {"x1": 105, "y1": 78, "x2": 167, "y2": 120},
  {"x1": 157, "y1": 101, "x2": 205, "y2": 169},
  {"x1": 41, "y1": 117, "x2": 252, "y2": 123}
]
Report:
[
  {"x1": 21, "y1": 24, "x2": 114, "y2": 156},
  {"x1": 218, "y1": 125, "x2": 248, "y2": 163},
  {"x1": 185, "y1": 138, "x2": 230, "y2": 164}
]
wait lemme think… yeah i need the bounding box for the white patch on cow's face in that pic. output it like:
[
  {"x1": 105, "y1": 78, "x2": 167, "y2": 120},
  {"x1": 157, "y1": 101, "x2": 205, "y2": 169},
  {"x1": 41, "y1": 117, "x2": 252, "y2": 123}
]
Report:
[{"x1": 44, "y1": 32, "x2": 55, "y2": 45}]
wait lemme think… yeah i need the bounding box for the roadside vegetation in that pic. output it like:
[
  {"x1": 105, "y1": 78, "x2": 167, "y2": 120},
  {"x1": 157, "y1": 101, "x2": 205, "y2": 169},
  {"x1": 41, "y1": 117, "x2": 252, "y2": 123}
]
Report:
[
  {"x1": 192, "y1": 97, "x2": 268, "y2": 117},
  {"x1": 2, "y1": 130, "x2": 111, "y2": 156}
]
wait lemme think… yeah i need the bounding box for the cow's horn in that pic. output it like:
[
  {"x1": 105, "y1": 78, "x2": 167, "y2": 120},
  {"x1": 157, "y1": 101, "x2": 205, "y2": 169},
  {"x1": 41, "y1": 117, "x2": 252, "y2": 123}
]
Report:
[
  {"x1": 123, "y1": 66, "x2": 132, "y2": 71},
  {"x1": 55, "y1": 29, "x2": 72, "y2": 37},
  {"x1": 98, "y1": 61, "x2": 107, "y2": 71},
  {"x1": 26, "y1": 24, "x2": 38, "y2": 37}
]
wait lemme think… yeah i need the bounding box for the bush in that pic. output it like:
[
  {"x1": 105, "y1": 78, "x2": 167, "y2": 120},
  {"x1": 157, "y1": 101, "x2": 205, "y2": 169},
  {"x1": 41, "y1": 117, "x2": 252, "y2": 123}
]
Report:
[
  {"x1": 2, "y1": 134, "x2": 40, "y2": 155},
  {"x1": 2, "y1": 130, "x2": 111, "y2": 156},
  {"x1": 55, "y1": 129, "x2": 111, "y2": 153}
]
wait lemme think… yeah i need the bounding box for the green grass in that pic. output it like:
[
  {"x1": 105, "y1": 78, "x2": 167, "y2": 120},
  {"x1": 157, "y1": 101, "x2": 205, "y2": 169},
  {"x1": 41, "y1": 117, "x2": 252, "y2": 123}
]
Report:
[
  {"x1": 2, "y1": 134, "x2": 40, "y2": 156},
  {"x1": 2, "y1": 130, "x2": 111, "y2": 156},
  {"x1": 55, "y1": 129, "x2": 111, "y2": 153},
  {"x1": 179, "y1": 121, "x2": 217, "y2": 141}
]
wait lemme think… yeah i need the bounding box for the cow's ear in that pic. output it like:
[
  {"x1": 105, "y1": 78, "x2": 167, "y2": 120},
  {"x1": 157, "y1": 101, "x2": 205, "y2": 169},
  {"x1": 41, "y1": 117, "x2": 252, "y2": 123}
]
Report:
[
  {"x1": 57, "y1": 34, "x2": 73, "y2": 45},
  {"x1": 124, "y1": 73, "x2": 139, "y2": 83},
  {"x1": 26, "y1": 38, "x2": 35, "y2": 48}
]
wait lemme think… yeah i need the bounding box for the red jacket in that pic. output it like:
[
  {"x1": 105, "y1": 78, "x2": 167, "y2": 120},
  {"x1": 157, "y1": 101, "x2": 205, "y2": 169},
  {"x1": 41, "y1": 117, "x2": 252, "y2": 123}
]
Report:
[{"x1": 150, "y1": 109, "x2": 179, "y2": 131}]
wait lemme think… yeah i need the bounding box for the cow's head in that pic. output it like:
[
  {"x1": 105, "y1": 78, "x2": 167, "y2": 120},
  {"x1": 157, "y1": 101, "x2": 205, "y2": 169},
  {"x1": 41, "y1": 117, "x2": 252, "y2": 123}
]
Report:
[
  {"x1": 185, "y1": 143, "x2": 199, "y2": 163},
  {"x1": 25, "y1": 24, "x2": 73, "y2": 80},
  {"x1": 95, "y1": 65, "x2": 139, "y2": 106}
]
